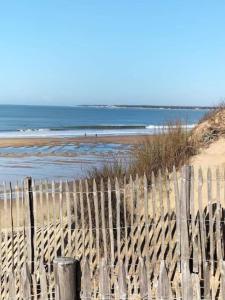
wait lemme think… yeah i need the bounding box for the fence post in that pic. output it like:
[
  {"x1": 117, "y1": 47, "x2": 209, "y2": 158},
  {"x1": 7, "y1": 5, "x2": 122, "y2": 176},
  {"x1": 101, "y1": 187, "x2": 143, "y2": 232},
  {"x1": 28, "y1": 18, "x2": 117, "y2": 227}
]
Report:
[
  {"x1": 54, "y1": 257, "x2": 77, "y2": 300},
  {"x1": 24, "y1": 177, "x2": 35, "y2": 274}
]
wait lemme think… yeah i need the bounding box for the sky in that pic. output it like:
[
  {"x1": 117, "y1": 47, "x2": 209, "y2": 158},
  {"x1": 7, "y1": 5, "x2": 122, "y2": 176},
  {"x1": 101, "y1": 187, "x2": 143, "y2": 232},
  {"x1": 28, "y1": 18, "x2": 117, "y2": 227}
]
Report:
[{"x1": 0, "y1": 1, "x2": 225, "y2": 106}]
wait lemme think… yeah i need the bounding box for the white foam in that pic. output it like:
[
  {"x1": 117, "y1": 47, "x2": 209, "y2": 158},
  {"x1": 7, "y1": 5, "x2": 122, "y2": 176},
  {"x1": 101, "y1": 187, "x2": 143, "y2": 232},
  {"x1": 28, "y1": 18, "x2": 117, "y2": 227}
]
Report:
[{"x1": 0, "y1": 123, "x2": 196, "y2": 139}]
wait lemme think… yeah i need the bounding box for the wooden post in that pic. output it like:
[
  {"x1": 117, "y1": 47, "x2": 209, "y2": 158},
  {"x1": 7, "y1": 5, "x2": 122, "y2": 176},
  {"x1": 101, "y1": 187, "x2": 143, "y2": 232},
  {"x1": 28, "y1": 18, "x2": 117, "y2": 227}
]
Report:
[
  {"x1": 54, "y1": 257, "x2": 77, "y2": 300},
  {"x1": 24, "y1": 177, "x2": 35, "y2": 274}
]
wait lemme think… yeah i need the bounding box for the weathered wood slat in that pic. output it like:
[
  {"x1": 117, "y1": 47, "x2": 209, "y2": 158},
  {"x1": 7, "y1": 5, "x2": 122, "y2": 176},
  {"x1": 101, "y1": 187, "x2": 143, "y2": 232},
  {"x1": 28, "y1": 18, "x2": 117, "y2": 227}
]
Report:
[
  {"x1": 123, "y1": 176, "x2": 128, "y2": 271},
  {"x1": 66, "y1": 180, "x2": 72, "y2": 256},
  {"x1": 93, "y1": 179, "x2": 100, "y2": 265},
  {"x1": 79, "y1": 180, "x2": 85, "y2": 256},
  {"x1": 157, "y1": 260, "x2": 172, "y2": 299},
  {"x1": 138, "y1": 257, "x2": 149, "y2": 300},
  {"x1": 108, "y1": 178, "x2": 114, "y2": 266},
  {"x1": 85, "y1": 180, "x2": 94, "y2": 268},
  {"x1": 73, "y1": 181, "x2": 78, "y2": 257},
  {"x1": 118, "y1": 261, "x2": 127, "y2": 300},
  {"x1": 198, "y1": 168, "x2": 207, "y2": 274},
  {"x1": 59, "y1": 180, "x2": 65, "y2": 256},
  {"x1": 158, "y1": 170, "x2": 165, "y2": 259},
  {"x1": 45, "y1": 180, "x2": 51, "y2": 276},
  {"x1": 40, "y1": 263, "x2": 48, "y2": 300},
  {"x1": 173, "y1": 166, "x2": 181, "y2": 267},
  {"x1": 52, "y1": 180, "x2": 57, "y2": 258},
  {"x1": 115, "y1": 178, "x2": 121, "y2": 262},
  {"x1": 100, "y1": 179, "x2": 107, "y2": 260},
  {"x1": 207, "y1": 168, "x2": 214, "y2": 275},
  {"x1": 22, "y1": 263, "x2": 31, "y2": 299},
  {"x1": 39, "y1": 182, "x2": 45, "y2": 262},
  {"x1": 81, "y1": 258, "x2": 92, "y2": 300},
  {"x1": 99, "y1": 258, "x2": 110, "y2": 300}
]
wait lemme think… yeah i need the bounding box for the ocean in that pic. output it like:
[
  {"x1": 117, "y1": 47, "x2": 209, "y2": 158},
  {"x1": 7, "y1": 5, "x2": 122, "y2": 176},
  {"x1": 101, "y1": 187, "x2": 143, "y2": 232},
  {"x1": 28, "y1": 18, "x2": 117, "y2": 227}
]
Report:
[
  {"x1": 0, "y1": 105, "x2": 209, "y2": 182},
  {"x1": 0, "y1": 105, "x2": 208, "y2": 137}
]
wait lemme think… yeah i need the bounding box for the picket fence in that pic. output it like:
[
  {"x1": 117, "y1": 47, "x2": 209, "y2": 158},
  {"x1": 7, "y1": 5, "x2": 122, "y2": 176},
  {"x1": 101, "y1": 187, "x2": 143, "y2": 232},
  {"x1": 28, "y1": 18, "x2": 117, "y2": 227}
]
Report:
[{"x1": 0, "y1": 165, "x2": 225, "y2": 298}]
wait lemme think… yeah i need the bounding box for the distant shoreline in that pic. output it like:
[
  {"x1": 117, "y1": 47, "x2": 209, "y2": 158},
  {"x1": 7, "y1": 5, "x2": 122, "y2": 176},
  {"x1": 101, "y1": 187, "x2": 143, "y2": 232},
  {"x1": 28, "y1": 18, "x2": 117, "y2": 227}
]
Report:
[
  {"x1": 79, "y1": 104, "x2": 214, "y2": 110},
  {"x1": 0, "y1": 104, "x2": 214, "y2": 109}
]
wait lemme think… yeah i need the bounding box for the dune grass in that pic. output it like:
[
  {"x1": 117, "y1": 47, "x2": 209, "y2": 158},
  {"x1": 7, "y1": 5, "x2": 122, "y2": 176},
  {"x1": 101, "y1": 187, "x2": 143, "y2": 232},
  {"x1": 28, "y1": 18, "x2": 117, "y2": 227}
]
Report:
[{"x1": 87, "y1": 122, "x2": 197, "y2": 182}]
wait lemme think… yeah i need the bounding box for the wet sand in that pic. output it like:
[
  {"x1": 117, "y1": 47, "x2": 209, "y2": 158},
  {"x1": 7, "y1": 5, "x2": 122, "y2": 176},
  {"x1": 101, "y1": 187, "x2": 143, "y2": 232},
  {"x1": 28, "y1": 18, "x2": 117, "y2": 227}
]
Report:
[{"x1": 0, "y1": 135, "x2": 151, "y2": 148}]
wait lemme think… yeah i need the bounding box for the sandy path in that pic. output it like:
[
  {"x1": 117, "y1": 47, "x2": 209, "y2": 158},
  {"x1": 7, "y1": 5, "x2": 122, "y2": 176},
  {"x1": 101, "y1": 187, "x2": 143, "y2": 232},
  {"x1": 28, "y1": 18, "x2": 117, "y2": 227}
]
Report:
[{"x1": 190, "y1": 137, "x2": 225, "y2": 168}]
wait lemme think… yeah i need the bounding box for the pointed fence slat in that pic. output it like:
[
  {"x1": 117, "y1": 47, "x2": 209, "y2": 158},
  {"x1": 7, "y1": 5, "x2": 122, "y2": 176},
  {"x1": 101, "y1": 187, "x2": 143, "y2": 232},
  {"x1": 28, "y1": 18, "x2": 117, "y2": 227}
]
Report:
[
  {"x1": 180, "y1": 167, "x2": 190, "y2": 275},
  {"x1": 123, "y1": 176, "x2": 129, "y2": 271},
  {"x1": 173, "y1": 167, "x2": 181, "y2": 267},
  {"x1": 151, "y1": 172, "x2": 157, "y2": 267},
  {"x1": 66, "y1": 180, "x2": 72, "y2": 256},
  {"x1": 192, "y1": 273, "x2": 201, "y2": 300},
  {"x1": 99, "y1": 258, "x2": 110, "y2": 300},
  {"x1": 8, "y1": 273, "x2": 16, "y2": 299},
  {"x1": 220, "y1": 260, "x2": 225, "y2": 300},
  {"x1": 100, "y1": 179, "x2": 107, "y2": 261},
  {"x1": 73, "y1": 181, "x2": 78, "y2": 257},
  {"x1": 107, "y1": 178, "x2": 114, "y2": 266},
  {"x1": 207, "y1": 168, "x2": 214, "y2": 276},
  {"x1": 79, "y1": 180, "x2": 85, "y2": 256},
  {"x1": 52, "y1": 180, "x2": 57, "y2": 258},
  {"x1": 59, "y1": 180, "x2": 65, "y2": 256},
  {"x1": 157, "y1": 260, "x2": 172, "y2": 300},
  {"x1": 22, "y1": 263, "x2": 31, "y2": 299},
  {"x1": 139, "y1": 257, "x2": 149, "y2": 300},
  {"x1": 216, "y1": 168, "x2": 222, "y2": 262},
  {"x1": 85, "y1": 180, "x2": 94, "y2": 268},
  {"x1": 182, "y1": 260, "x2": 193, "y2": 300},
  {"x1": 115, "y1": 178, "x2": 121, "y2": 261},
  {"x1": 118, "y1": 261, "x2": 127, "y2": 300},
  {"x1": 93, "y1": 179, "x2": 100, "y2": 265},
  {"x1": 158, "y1": 170, "x2": 165, "y2": 259},
  {"x1": 81, "y1": 258, "x2": 92, "y2": 300},
  {"x1": 165, "y1": 169, "x2": 172, "y2": 263},
  {"x1": 40, "y1": 263, "x2": 48, "y2": 300}
]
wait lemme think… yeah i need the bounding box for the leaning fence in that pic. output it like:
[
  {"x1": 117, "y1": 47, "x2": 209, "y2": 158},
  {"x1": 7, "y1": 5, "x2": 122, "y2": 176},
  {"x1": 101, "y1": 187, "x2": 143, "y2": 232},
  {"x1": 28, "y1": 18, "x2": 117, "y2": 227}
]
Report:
[{"x1": 0, "y1": 165, "x2": 225, "y2": 298}]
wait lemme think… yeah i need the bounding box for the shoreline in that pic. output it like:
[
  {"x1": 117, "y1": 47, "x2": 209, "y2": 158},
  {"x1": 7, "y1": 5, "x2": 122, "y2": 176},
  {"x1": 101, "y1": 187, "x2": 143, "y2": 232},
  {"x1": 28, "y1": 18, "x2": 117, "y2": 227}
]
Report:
[{"x1": 0, "y1": 134, "x2": 151, "y2": 148}]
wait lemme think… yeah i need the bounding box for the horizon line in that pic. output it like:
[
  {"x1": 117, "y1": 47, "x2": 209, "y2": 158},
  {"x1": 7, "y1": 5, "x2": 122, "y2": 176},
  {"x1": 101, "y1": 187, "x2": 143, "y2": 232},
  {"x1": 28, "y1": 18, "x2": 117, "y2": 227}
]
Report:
[{"x1": 0, "y1": 103, "x2": 215, "y2": 109}]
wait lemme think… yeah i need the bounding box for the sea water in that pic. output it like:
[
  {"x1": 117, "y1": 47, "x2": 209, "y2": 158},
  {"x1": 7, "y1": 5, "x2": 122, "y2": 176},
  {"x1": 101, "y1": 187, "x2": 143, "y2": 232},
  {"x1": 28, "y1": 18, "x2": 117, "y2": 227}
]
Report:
[
  {"x1": 0, "y1": 105, "x2": 209, "y2": 181},
  {"x1": 0, "y1": 105, "x2": 208, "y2": 137}
]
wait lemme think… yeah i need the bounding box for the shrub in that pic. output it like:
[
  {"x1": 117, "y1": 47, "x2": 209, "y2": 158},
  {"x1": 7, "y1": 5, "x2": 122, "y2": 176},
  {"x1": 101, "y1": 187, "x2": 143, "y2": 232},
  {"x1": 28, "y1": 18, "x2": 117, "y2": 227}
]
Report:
[{"x1": 129, "y1": 122, "x2": 197, "y2": 179}]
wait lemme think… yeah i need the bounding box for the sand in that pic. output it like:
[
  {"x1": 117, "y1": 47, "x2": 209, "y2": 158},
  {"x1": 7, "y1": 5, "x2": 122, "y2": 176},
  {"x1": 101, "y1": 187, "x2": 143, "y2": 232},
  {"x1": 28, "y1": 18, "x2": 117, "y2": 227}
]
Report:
[
  {"x1": 0, "y1": 135, "x2": 151, "y2": 148},
  {"x1": 190, "y1": 137, "x2": 225, "y2": 168}
]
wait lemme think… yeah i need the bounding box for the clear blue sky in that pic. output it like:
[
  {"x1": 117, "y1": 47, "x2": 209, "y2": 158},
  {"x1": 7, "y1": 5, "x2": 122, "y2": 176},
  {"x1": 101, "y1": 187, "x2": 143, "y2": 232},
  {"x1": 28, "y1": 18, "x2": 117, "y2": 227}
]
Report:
[{"x1": 0, "y1": 1, "x2": 225, "y2": 106}]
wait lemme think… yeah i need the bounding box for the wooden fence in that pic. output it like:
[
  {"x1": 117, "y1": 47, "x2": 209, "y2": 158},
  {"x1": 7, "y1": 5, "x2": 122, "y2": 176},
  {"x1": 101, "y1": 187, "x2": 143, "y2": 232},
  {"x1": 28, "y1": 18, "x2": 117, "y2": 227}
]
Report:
[{"x1": 0, "y1": 165, "x2": 225, "y2": 298}]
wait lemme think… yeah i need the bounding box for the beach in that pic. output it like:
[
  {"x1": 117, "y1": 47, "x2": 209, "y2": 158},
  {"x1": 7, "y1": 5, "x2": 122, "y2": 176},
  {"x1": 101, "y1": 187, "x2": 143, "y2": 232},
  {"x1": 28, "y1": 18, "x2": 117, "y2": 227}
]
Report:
[
  {"x1": 0, "y1": 135, "x2": 138, "y2": 182},
  {"x1": 0, "y1": 134, "x2": 147, "y2": 147},
  {"x1": 0, "y1": 105, "x2": 207, "y2": 182}
]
